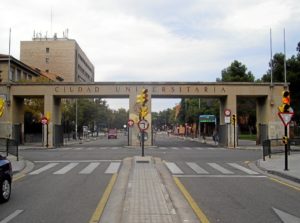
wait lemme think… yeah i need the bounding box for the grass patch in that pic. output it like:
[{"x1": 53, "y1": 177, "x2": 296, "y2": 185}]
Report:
[{"x1": 239, "y1": 134, "x2": 256, "y2": 141}]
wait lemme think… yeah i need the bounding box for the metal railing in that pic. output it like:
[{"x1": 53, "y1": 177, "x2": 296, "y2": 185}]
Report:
[
  {"x1": 262, "y1": 138, "x2": 300, "y2": 161},
  {"x1": 0, "y1": 138, "x2": 19, "y2": 161}
]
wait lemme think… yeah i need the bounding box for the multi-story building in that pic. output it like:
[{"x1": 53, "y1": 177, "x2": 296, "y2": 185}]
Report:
[
  {"x1": 0, "y1": 54, "x2": 63, "y2": 83},
  {"x1": 20, "y1": 37, "x2": 94, "y2": 83}
]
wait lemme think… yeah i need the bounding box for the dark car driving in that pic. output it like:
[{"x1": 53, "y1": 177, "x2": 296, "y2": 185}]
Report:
[{"x1": 0, "y1": 155, "x2": 12, "y2": 203}]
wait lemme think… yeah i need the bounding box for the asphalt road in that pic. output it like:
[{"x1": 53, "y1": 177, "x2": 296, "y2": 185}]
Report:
[{"x1": 1, "y1": 132, "x2": 299, "y2": 223}]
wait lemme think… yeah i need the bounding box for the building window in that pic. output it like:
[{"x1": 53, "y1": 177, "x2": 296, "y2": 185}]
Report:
[
  {"x1": 46, "y1": 47, "x2": 50, "y2": 53},
  {"x1": 16, "y1": 69, "x2": 21, "y2": 81},
  {"x1": 45, "y1": 58, "x2": 49, "y2": 63},
  {"x1": 28, "y1": 75, "x2": 32, "y2": 80},
  {"x1": 46, "y1": 69, "x2": 49, "y2": 73}
]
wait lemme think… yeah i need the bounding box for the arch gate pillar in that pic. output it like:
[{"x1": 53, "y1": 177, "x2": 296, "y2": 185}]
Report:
[
  {"x1": 129, "y1": 90, "x2": 152, "y2": 147},
  {"x1": 220, "y1": 94, "x2": 237, "y2": 148},
  {"x1": 44, "y1": 95, "x2": 61, "y2": 148}
]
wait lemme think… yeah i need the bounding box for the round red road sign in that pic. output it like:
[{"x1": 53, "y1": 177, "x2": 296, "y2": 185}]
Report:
[
  {"x1": 224, "y1": 109, "x2": 231, "y2": 117},
  {"x1": 127, "y1": 119, "x2": 134, "y2": 127},
  {"x1": 41, "y1": 117, "x2": 48, "y2": 125}
]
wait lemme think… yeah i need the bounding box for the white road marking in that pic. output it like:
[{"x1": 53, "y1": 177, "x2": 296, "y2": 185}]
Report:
[
  {"x1": 29, "y1": 163, "x2": 59, "y2": 175},
  {"x1": 79, "y1": 162, "x2": 100, "y2": 174},
  {"x1": 227, "y1": 163, "x2": 259, "y2": 175},
  {"x1": 111, "y1": 147, "x2": 119, "y2": 150},
  {"x1": 176, "y1": 175, "x2": 267, "y2": 178},
  {"x1": 208, "y1": 163, "x2": 234, "y2": 174},
  {"x1": 183, "y1": 147, "x2": 191, "y2": 150},
  {"x1": 105, "y1": 162, "x2": 121, "y2": 174},
  {"x1": 272, "y1": 207, "x2": 300, "y2": 223},
  {"x1": 53, "y1": 163, "x2": 79, "y2": 174},
  {"x1": 0, "y1": 210, "x2": 23, "y2": 223},
  {"x1": 165, "y1": 162, "x2": 184, "y2": 174},
  {"x1": 87, "y1": 147, "x2": 95, "y2": 150},
  {"x1": 74, "y1": 147, "x2": 83, "y2": 150},
  {"x1": 195, "y1": 147, "x2": 203, "y2": 150},
  {"x1": 34, "y1": 160, "x2": 121, "y2": 163},
  {"x1": 186, "y1": 162, "x2": 209, "y2": 174}
]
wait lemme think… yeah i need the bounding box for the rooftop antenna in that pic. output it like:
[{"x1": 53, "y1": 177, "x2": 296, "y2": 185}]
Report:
[
  {"x1": 50, "y1": 7, "x2": 53, "y2": 36},
  {"x1": 8, "y1": 28, "x2": 11, "y2": 81},
  {"x1": 269, "y1": 28, "x2": 273, "y2": 85},
  {"x1": 283, "y1": 28, "x2": 287, "y2": 85}
]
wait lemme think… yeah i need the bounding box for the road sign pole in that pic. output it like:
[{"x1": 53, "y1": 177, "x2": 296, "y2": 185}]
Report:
[
  {"x1": 141, "y1": 131, "x2": 145, "y2": 157},
  {"x1": 284, "y1": 126, "x2": 288, "y2": 171},
  {"x1": 127, "y1": 126, "x2": 129, "y2": 146},
  {"x1": 46, "y1": 123, "x2": 49, "y2": 148}
]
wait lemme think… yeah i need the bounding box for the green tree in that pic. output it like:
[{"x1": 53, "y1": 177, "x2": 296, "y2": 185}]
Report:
[{"x1": 218, "y1": 60, "x2": 255, "y2": 82}]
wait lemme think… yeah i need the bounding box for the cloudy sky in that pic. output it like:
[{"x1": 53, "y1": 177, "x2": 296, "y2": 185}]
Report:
[{"x1": 0, "y1": 0, "x2": 299, "y2": 111}]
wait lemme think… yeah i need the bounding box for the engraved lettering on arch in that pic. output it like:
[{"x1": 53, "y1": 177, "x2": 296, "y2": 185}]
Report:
[
  {"x1": 78, "y1": 87, "x2": 83, "y2": 92},
  {"x1": 115, "y1": 86, "x2": 121, "y2": 92},
  {"x1": 86, "y1": 87, "x2": 91, "y2": 93},
  {"x1": 204, "y1": 86, "x2": 208, "y2": 92},
  {"x1": 95, "y1": 87, "x2": 100, "y2": 92},
  {"x1": 222, "y1": 87, "x2": 226, "y2": 93},
  {"x1": 55, "y1": 87, "x2": 59, "y2": 92}
]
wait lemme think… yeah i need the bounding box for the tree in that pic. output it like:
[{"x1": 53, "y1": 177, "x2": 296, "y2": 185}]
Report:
[{"x1": 218, "y1": 60, "x2": 255, "y2": 82}]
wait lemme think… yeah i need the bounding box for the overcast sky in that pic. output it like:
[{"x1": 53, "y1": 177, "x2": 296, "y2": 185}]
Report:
[{"x1": 0, "y1": 0, "x2": 299, "y2": 111}]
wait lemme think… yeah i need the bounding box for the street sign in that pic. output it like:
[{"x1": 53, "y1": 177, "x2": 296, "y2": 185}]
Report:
[
  {"x1": 41, "y1": 117, "x2": 48, "y2": 125},
  {"x1": 224, "y1": 109, "x2": 231, "y2": 116},
  {"x1": 225, "y1": 116, "x2": 230, "y2": 124},
  {"x1": 138, "y1": 119, "x2": 149, "y2": 131},
  {"x1": 278, "y1": 112, "x2": 294, "y2": 126},
  {"x1": 127, "y1": 119, "x2": 134, "y2": 127},
  {"x1": 199, "y1": 115, "x2": 216, "y2": 123}
]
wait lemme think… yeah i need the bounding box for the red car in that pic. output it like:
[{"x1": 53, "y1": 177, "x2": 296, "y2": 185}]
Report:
[{"x1": 108, "y1": 129, "x2": 117, "y2": 139}]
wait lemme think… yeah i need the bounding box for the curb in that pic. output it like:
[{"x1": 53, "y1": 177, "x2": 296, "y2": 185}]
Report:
[{"x1": 255, "y1": 160, "x2": 300, "y2": 184}]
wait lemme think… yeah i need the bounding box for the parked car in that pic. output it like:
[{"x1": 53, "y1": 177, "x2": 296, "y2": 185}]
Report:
[
  {"x1": 0, "y1": 155, "x2": 12, "y2": 203},
  {"x1": 108, "y1": 128, "x2": 117, "y2": 139}
]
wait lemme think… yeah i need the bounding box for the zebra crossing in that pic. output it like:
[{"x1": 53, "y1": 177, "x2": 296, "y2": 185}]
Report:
[
  {"x1": 55, "y1": 146, "x2": 225, "y2": 151},
  {"x1": 29, "y1": 160, "x2": 121, "y2": 176},
  {"x1": 165, "y1": 161, "x2": 264, "y2": 177}
]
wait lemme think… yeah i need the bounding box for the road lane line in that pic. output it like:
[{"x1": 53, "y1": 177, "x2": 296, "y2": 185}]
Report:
[
  {"x1": 208, "y1": 163, "x2": 234, "y2": 174},
  {"x1": 53, "y1": 163, "x2": 79, "y2": 174},
  {"x1": 34, "y1": 160, "x2": 121, "y2": 163},
  {"x1": 183, "y1": 147, "x2": 191, "y2": 150},
  {"x1": 269, "y1": 177, "x2": 300, "y2": 191},
  {"x1": 227, "y1": 163, "x2": 259, "y2": 175},
  {"x1": 29, "y1": 163, "x2": 59, "y2": 175},
  {"x1": 165, "y1": 162, "x2": 184, "y2": 174},
  {"x1": 0, "y1": 210, "x2": 23, "y2": 223},
  {"x1": 79, "y1": 162, "x2": 100, "y2": 174},
  {"x1": 89, "y1": 173, "x2": 117, "y2": 223},
  {"x1": 176, "y1": 175, "x2": 267, "y2": 178},
  {"x1": 186, "y1": 162, "x2": 209, "y2": 174},
  {"x1": 173, "y1": 177, "x2": 210, "y2": 223},
  {"x1": 105, "y1": 162, "x2": 121, "y2": 174}
]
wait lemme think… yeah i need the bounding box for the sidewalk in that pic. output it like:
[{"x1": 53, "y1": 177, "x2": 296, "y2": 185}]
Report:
[{"x1": 257, "y1": 153, "x2": 300, "y2": 183}]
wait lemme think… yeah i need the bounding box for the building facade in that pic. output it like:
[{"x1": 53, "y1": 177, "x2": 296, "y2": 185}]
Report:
[
  {"x1": 20, "y1": 38, "x2": 94, "y2": 83},
  {"x1": 0, "y1": 54, "x2": 61, "y2": 83}
]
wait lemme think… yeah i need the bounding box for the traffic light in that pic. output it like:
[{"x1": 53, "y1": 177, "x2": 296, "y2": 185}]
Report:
[
  {"x1": 139, "y1": 106, "x2": 148, "y2": 120},
  {"x1": 278, "y1": 90, "x2": 291, "y2": 112},
  {"x1": 231, "y1": 114, "x2": 236, "y2": 125},
  {"x1": 136, "y1": 89, "x2": 148, "y2": 106},
  {"x1": 282, "y1": 136, "x2": 288, "y2": 145}
]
